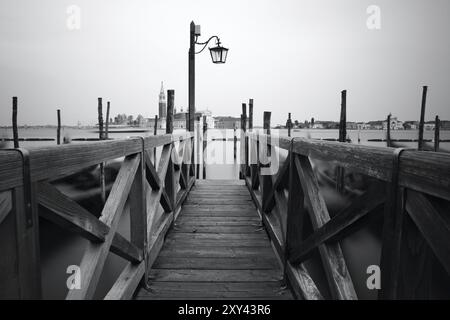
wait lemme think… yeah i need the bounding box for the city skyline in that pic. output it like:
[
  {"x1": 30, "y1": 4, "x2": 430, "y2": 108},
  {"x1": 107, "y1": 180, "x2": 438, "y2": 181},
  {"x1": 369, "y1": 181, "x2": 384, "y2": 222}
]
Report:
[{"x1": 1, "y1": 0, "x2": 450, "y2": 127}]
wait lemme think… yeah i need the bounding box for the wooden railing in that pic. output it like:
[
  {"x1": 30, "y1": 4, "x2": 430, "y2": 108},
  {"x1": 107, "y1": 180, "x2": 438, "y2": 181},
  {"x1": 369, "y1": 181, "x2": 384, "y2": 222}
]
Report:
[
  {"x1": 0, "y1": 132, "x2": 195, "y2": 299},
  {"x1": 241, "y1": 129, "x2": 450, "y2": 300}
]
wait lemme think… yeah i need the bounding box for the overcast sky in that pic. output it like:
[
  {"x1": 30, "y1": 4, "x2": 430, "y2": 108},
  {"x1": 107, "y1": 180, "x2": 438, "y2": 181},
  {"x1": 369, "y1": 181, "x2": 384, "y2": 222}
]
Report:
[{"x1": 1, "y1": 0, "x2": 449, "y2": 126}]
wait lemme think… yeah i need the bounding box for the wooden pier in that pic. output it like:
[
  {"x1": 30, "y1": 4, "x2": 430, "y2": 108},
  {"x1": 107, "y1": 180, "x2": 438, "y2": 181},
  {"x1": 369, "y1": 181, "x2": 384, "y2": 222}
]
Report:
[
  {"x1": 1, "y1": 112, "x2": 450, "y2": 300},
  {"x1": 135, "y1": 180, "x2": 292, "y2": 300}
]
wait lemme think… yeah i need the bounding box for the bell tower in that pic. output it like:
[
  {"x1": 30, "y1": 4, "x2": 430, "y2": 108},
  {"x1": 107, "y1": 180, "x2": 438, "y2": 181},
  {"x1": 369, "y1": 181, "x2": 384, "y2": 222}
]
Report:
[{"x1": 158, "y1": 81, "x2": 167, "y2": 118}]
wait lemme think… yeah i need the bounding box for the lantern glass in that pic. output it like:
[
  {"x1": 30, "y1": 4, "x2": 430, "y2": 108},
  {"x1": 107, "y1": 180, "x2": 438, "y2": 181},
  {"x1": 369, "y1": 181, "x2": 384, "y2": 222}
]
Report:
[{"x1": 209, "y1": 45, "x2": 228, "y2": 64}]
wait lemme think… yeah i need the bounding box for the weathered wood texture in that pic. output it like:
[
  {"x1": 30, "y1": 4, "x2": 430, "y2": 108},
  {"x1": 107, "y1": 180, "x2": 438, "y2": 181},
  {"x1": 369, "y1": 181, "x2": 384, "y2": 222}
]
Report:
[
  {"x1": 135, "y1": 180, "x2": 293, "y2": 300},
  {"x1": 242, "y1": 127, "x2": 450, "y2": 300},
  {"x1": 0, "y1": 132, "x2": 195, "y2": 300}
]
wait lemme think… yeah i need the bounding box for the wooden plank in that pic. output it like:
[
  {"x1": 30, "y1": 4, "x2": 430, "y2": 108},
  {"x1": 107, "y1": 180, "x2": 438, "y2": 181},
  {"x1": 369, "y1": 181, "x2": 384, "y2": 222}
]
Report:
[
  {"x1": 163, "y1": 238, "x2": 269, "y2": 248},
  {"x1": 0, "y1": 191, "x2": 12, "y2": 225},
  {"x1": 290, "y1": 188, "x2": 385, "y2": 264},
  {"x1": 110, "y1": 232, "x2": 143, "y2": 263},
  {"x1": 195, "y1": 180, "x2": 245, "y2": 186},
  {"x1": 291, "y1": 138, "x2": 450, "y2": 201},
  {"x1": 285, "y1": 261, "x2": 323, "y2": 300},
  {"x1": 136, "y1": 282, "x2": 291, "y2": 300},
  {"x1": 153, "y1": 257, "x2": 279, "y2": 269},
  {"x1": 176, "y1": 216, "x2": 260, "y2": 224},
  {"x1": 13, "y1": 184, "x2": 42, "y2": 299},
  {"x1": 166, "y1": 232, "x2": 268, "y2": 241},
  {"x1": 295, "y1": 155, "x2": 357, "y2": 300},
  {"x1": 184, "y1": 198, "x2": 253, "y2": 205},
  {"x1": 0, "y1": 151, "x2": 23, "y2": 191},
  {"x1": 38, "y1": 181, "x2": 142, "y2": 263},
  {"x1": 105, "y1": 261, "x2": 145, "y2": 300},
  {"x1": 158, "y1": 246, "x2": 274, "y2": 258},
  {"x1": 286, "y1": 151, "x2": 305, "y2": 261},
  {"x1": 172, "y1": 225, "x2": 265, "y2": 234},
  {"x1": 37, "y1": 181, "x2": 109, "y2": 242},
  {"x1": 67, "y1": 154, "x2": 140, "y2": 300},
  {"x1": 144, "y1": 151, "x2": 161, "y2": 190},
  {"x1": 29, "y1": 138, "x2": 142, "y2": 183},
  {"x1": 406, "y1": 190, "x2": 450, "y2": 276},
  {"x1": 149, "y1": 269, "x2": 282, "y2": 282}
]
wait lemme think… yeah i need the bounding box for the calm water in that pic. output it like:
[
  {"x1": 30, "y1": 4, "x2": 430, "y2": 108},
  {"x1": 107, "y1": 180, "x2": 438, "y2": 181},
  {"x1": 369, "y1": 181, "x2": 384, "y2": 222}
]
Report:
[{"x1": 1, "y1": 127, "x2": 449, "y2": 299}]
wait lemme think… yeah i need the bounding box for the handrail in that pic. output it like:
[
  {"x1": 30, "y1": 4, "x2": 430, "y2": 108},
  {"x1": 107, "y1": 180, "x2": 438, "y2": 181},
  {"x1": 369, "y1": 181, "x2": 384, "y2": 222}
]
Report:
[
  {"x1": 246, "y1": 132, "x2": 450, "y2": 201},
  {"x1": 242, "y1": 130, "x2": 450, "y2": 300},
  {"x1": 0, "y1": 132, "x2": 194, "y2": 192},
  {"x1": 0, "y1": 131, "x2": 195, "y2": 299}
]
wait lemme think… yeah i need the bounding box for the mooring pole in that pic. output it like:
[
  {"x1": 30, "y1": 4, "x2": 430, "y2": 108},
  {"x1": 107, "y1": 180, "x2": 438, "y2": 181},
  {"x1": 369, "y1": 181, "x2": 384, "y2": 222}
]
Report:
[
  {"x1": 249, "y1": 99, "x2": 253, "y2": 131},
  {"x1": 434, "y1": 115, "x2": 440, "y2": 152},
  {"x1": 336, "y1": 90, "x2": 347, "y2": 193},
  {"x1": 233, "y1": 125, "x2": 237, "y2": 160},
  {"x1": 239, "y1": 104, "x2": 247, "y2": 179},
  {"x1": 386, "y1": 114, "x2": 392, "y2": 147},
  {"x1": 166, "y1": 90, "x2": 174, "y2": 134},
  {"x1": 287, "y1": 112, "x2": 292, "y2": 137},
  {"x1": 261, "y1": 111, "x2": 273, "y2": 211},
  {"x1": 418, "y1": 86, "x2": 428, "y2": 151},
  {"x1": 203, "y1": 115, "x2": 207, "y2": 179},
  {"x1": 12, "y1": 97, "x2": 19, "y2": 148},
  {"x1": 98, "y1": 98, "x2": 106, "y2": 204},
  {"x1": 196, "y1": 116, "x2": 201, "y2": 179},
  {"x1": 166, "y1": 90, "x2": 175, "y2": 207},
  {"x1": 105, "y1": 101, "x2": 110, "y2": 140},
  {"x1": 57, "y1": 109, "x2": 61, "y2": 145}
]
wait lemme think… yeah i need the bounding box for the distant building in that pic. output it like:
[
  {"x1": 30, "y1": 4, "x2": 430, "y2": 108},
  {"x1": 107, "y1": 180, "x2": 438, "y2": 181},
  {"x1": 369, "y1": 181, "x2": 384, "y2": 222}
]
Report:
[
  {"x1": 403, "y1": 121, "x2": 418, "y2": 130},
  {"x1": 357, "y1": 122, "x2": 371, "y2": 130},
  {"x1": 214, "y1": 116, "x2": 241, "y2": 129},
  {"x1": 441, "y1": 120, "x2": 450, "y2": 130},
  {"x1": 158, "y1": 82, "x2": 167, "y2": 119},
  {"x1": 383, "y1": 116, "x2": 404, "y2": 130},
  {"x1": 367, "y1": 121, "x2": 384, "y2": 130}
]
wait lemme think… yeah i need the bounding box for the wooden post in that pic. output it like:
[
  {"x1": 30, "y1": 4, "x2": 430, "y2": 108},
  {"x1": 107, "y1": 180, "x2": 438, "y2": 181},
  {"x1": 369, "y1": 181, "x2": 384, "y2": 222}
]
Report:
[
  {"x1": 434, "y1": 115, "x2": 440, "y2": 152},
  {"x1": 336, "y1": 90, "x2": 347, "y2": 193},
  {"x1": 196, "y1": 116, "x2": 201, "y2": 179},
  {"x1": 105, "y1": 101, "x2": 110, "y2": 140},
  {"x1": 286, "y1": 147, "x2": 305, "y2": 265},
  {"x1": 202, "y1": 115, "x2": 207, "y2": 179},
  {"x1": 240, "y1": 104, "x2": 247, "y2": 179},
  {"x1": 57, "y1": 109, "x2": 61, "y2": 145},
  {"x1": 249, "y1": 99, "x2": 254, "y2": 131},
  {"x1": 287, "y1": 112, "x2": 292, "y2": 137},
  {"x1": 98, "y1": 98, "x2": 106, "y2": 204},
  {"x1": 261, "y1": 111, "x2": 274, "y2": 211},
  {"x1": 98, "y1": 98, "x2": 104, "y2": 140},
  {"x1": 263, "y1": 111, "x2": 271, "y2": 135},
  {"x1": 233, "y1": 125, "x2": 237, "y2": 160},
  {"x1": 166, "y1": 90, "x2": 174, "y2": 134},
  {"x1": 418, "y1": 86, "x2": 428, "y2": 151},
  {"x1": 165, "y1": 91, "x2": 175, "y2": 208},
  {"x1": 339, "y1": 90, "x2": 347, "y2": 143},
  {"x1": 12, "y1": 97, "x2": 19, "y2": 148},
  {"x1": 386, "y1": 114, "x2": 392, "y2": 147}
]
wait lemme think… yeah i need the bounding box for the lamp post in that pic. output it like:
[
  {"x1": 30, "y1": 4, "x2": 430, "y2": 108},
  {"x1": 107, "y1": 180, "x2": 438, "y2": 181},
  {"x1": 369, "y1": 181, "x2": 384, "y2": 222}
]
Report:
[{"x1": 188, "y1": 21, "x2": 228, "y2": 132}]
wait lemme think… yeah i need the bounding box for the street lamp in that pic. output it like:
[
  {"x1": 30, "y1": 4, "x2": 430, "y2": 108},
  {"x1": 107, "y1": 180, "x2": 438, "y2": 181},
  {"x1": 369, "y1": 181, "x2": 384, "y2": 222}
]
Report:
[{"x1": 188, "y1": 21, "x2": 228, "y2": 131}]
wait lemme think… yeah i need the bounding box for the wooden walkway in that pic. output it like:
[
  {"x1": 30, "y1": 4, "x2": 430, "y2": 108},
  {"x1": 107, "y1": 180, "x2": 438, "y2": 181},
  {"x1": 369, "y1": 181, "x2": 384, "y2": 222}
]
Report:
[{"x1": 134, "y1": 180, "x2": 293, "y2": 300}]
